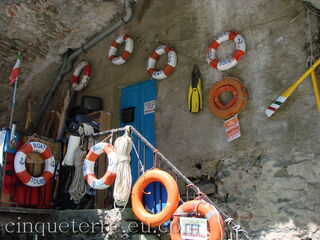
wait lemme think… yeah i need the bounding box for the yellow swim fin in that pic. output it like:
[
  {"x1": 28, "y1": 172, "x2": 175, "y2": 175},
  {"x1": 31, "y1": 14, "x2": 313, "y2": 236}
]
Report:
[{"x1": 188, "y1": 65, "x2": 202, "y2": 113}]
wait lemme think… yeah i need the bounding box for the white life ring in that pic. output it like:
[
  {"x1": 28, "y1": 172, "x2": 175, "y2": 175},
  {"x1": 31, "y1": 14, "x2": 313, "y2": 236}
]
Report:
[
  {"x1": 147, "y1": 45, "x2": 177, "y2": 80},
  {"x1": 108, "y1": 33, "x2": 134, "y2": 65},
  {"x1": 71, "y1": 61, "x2": 91, "y2": 91},
  {"x1": 206, "y1": 31, "x2": 246, "y2": 71},
  {"x1": 14, "y1": 142, "x2": 56, "y2": 187},
  {"x1": 83, "y1": 142, "x2": 117, "y2": 190}
]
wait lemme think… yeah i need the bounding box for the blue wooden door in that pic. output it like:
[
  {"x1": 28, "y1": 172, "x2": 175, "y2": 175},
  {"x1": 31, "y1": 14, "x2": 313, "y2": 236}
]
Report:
[
  {"x1": 120, "y1": 79, "x2": 167, "y2": 216},
  {"x1": 120, "y1": 79, "x2": 156, "y2": 182}
]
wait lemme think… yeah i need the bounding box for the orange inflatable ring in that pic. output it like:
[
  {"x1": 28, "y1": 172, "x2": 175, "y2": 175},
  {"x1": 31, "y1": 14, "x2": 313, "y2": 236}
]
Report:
[
  {"x1": 170, "y1": 200, "x2": 224, "y2": 240},
  {"x1": 207, "y1": 77, "x2": 247, "y2": 119},
  {"x1": 131, "y1": 169, "x2": 180, "y2": 227}
]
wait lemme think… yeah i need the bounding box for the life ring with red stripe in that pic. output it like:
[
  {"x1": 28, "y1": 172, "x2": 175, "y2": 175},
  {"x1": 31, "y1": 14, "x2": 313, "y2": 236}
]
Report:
[
  {"x1": 207, "y1": 77, "x2": 248, "y2": 119},
  {"x1": 147, "y1": 45, "x2": 177, "y2": 80},
  {"x1": 14, "y1": 142, "x2": 56, "y2": 187},
  {"x1": 206, "y1": 31, "x2": 246, "y2": 71},
  {"x1": 108, "y1": 33, "x2": 133, "y2": 65},
  {"x1": 83, "y1": 142, "x2": 117, "y2": 190},
  {"x1": 170, "y1": 200, "x2": 225, "y2": 240},
  {"x1": 71, "y1": 61, "x2": 91, "y2": 91}
]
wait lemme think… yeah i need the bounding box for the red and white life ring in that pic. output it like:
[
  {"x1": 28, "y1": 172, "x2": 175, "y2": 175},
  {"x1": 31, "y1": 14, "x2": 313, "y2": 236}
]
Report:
[
  {"x1": 71, "y1": 61, "x2": 91, "y2": 91},
  {"x1": 14, "y1": 142, "x2": 56, "y2": 187},
  {"x1": 206, "y1": 31, "x2": 246, "y2": 71},
  {"x1": 108, "y1": 33, "x2": 134, "y2": 65},
  {"x1": 83, "y1": 142, "x2": 117, "y2": 190},
  {"x1": 147, "y1": 45, "x2": 177, "y2": 80}
]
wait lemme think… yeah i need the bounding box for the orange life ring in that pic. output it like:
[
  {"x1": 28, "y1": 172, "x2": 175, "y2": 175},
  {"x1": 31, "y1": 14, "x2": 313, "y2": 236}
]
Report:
[
  {"x1": 207, "y1": 77, "x2": 247, "y2": 119},
  {"x1": 131, "y1": 169, "x2": 180, "y2": 227},
  {"x1": 170, "y1": 200, "x2": 225, "y2": 240}
]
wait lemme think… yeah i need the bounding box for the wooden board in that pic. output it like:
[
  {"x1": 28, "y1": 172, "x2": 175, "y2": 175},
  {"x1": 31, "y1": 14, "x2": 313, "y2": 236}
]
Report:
[{"x1": 86, "y1": 111, "x2": 112, "y2": 208}]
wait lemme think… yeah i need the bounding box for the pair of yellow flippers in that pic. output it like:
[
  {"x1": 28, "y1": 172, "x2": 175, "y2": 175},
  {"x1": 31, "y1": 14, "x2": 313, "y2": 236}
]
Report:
[{"x1": 188, "y1": 65, "x2": 202, "y2": 113}]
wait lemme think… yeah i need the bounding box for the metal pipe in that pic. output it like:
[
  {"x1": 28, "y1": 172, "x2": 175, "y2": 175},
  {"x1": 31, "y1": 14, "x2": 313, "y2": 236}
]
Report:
[{"x1": 35, "y1": 0, "x2": 134, "y2": 127}]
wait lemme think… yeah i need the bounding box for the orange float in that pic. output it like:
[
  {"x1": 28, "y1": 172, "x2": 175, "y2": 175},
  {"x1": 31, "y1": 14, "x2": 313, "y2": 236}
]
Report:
[
  {"x1": 207, "y1": 77, "x2": 247, "y2": 119},
  {"x1": 170, "y1": 200, "x2": 225, "y2": 240},
  {"x1": 131, "y1": 169, "x2": 179, "y2": 227}
]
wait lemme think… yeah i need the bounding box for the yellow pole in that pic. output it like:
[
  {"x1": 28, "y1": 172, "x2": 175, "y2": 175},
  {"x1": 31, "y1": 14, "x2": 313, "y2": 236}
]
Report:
[{"x1": 310, "y1": 70, "x2": 320, "y2": 112}]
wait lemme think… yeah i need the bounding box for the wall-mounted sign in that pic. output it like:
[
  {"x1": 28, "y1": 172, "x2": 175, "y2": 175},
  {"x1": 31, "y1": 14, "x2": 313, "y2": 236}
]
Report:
[{"x1": 144, "y1": 100, "x2": 156, "y2": 115}]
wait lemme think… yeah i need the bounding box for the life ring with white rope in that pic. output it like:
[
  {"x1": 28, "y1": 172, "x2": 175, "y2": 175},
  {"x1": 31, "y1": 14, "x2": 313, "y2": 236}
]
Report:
[
  {"x1": 108, "y1": 33, "x2": 134, "y2": 65},
  {"x1": 14, "y1": 142, "x2": 56, "y2": 187},
  {"x1": 147, "y1": 45, "x2": 177, "y2": 80},
  {"x1": 170, "y1": 200, "x2": 225, "y2": 240},
  {"x1": 71, "y1": 61, "x2": 91, "y2": 91},
  {"x1": 206, "y1": 31, "x2": 246, "y2": 71},
  {"x1": 83, "y1": 142, "x2": 117, "y2": 190}
]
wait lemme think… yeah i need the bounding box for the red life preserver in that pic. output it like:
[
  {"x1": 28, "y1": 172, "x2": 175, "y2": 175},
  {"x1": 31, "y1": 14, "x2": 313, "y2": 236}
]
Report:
[
  {"x1": 207, "y1": 77, "x2": 248, "y2": 119},
  {"x1": 71, "y1": 61, "x2": 91, "y2": 91},
  {"x1": 147, "y1": 45, "x2": 177, "y2": 80},
  {"x1": 207, "y1": 31, "x2": 246, "y2": 71},
  {"x1": 108, "y1": 33, "x2": 134, "y2": 65},
  {"x1": 83, "y1": 142, "x2": 117, "y2": 190},
  {"x1": 14, "y1": 142, "x2": 56, "y2": 187}
]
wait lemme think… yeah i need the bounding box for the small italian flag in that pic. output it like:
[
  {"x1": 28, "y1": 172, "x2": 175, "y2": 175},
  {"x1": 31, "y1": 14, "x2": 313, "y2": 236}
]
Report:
[
  {"x1": 265, "y1": 96, "x2": 287, "y2": 117},
  {"x1": 8, "y1": 53, "x2": 21, "y2": 85}
]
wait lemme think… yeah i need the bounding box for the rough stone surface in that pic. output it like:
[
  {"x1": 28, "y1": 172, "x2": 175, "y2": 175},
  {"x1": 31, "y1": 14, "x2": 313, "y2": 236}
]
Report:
[
  {"x1": 0, "y1": 0, "x2": 124, "y2": 126},
  {"x1": 1, "y1": 0, "x2": 320, "y2": 240}
]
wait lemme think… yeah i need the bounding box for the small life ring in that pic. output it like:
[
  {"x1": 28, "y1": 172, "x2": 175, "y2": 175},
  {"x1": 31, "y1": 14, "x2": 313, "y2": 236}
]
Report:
[
  {"x1": 147, "y1": 45, "x2": 177, "y2": 80},
  {"x1": 14, "y1": 142, "x2": 56, "y2": 187},
  {"x1": 108, "y1": 33, "x2": 134, "y2": 65},
  {"x1": 71, "y1": 61, "x2": 91, "y2": 91},
  {"x1": 206, "y1": 31, "x2": 246, "y2": 71},
  {"x1": 83, "y1": 142, "x2": 117, "y2": 190},
  {"x1": 207, "y1": 77, "x2": 247, "y2": 119},
  {"x1": 170, "y1": 200, "x2": 225, "y2": 240},
  {"x1": 131, "y1": 169, "x2": 180, "y2": 227}
]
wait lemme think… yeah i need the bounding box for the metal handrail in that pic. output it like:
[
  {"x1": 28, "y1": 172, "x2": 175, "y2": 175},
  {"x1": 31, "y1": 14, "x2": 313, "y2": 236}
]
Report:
[{"x1": 88, "y1": 125, "x2": 252, "y2": 240}]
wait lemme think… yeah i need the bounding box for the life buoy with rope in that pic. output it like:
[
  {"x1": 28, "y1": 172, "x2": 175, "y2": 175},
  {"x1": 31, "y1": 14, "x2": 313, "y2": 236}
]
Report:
[
  {"x1": 108, "y1": 33, "x2": 133, "y2": 65},
  {"x1": 14, "y1": 142, "x2": 56, "y2": 187},
  {"x1": 170, "y1": 200, "x2": 225, "y2": 240},
  {"x1": 206, "y1": 31, "x2": 246, "y2": 71},
  {"x1": 208, "y1": 77, "x2": 247, "y2": 119},
  {"x1": 83, "y1": 142, "x2": 117, "y2": 190},
  {"x1": 131, "y1": 169, "x2": 180, "y2": 227},
  {"x1": 147, "y1": 45, "x2": 177, "y2": 80},
  {"x1": 71, "y1": 61, "x2": 91, "y2": 91}
]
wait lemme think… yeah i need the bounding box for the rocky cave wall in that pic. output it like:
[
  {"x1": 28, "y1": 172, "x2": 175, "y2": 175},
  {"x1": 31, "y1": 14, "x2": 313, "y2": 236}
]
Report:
[{"x1": 2, "y1": 0, "x2": 320, "y2": 239}]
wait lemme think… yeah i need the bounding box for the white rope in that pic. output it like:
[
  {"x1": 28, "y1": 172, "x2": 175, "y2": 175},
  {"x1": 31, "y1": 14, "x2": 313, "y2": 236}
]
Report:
[
  {"x1": 113, "y1": 126, "x2": 133, "y2": 207},
  {"x1": 306, "y1": 10, "x2": 315, "y2": 68},
  {"x1": 69, "y1": 147, "x2": 88, "y2": 202}
]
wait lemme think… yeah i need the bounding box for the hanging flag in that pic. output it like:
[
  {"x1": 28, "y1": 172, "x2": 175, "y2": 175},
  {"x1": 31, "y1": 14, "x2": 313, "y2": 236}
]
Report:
[{"x1": 8, "y1": 53, "x2": 21, "y2": 85}]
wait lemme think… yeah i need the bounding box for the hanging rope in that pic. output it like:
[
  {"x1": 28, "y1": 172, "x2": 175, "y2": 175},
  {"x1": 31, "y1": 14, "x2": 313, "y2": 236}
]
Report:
[
  {"x1": 306, "y1": 9, "x2": 315, "y2": 68},
  {"x1": 113, "y1": 126, "x2": 133, "y2": 208},
  {"x1": 69, "y1": 146, "x2": 87, "y2": 202}
]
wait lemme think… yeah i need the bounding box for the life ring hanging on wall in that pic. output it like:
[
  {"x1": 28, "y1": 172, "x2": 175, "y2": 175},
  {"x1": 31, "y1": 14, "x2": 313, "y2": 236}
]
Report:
[
  {"x1": 131, "y1": 169, "x2": 180, "y2": 227},
  {"x1": 71, "y1": 61, "x2": 91, "y2": 91},
  {"x1": 170, "y1": 200, "x2": 225, "y2": 240},
  {"x1": 108, "y1": 33, "x2": 134, "y2": 65},
  {"x1": 207, "y1": 77, "x2": 248, "y2": 119},
  {"x1": 83, "y1": 142, "x2": 117, "y2": 190},
  {"x1": 14, "y1": 142, "x2": 56, "y2": 187},
  {"x1": 147, "y1": 45, "x2": 177, "y2": 80},
  {"x1": 206, "y1": 31, "x2": 246, "y2": 71}
]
